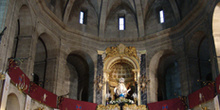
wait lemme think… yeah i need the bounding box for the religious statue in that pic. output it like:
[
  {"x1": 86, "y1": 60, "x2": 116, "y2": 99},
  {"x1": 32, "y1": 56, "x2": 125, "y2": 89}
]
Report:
[{"x1": 114, "y1": 78, "x2": 130, "y2": 98}]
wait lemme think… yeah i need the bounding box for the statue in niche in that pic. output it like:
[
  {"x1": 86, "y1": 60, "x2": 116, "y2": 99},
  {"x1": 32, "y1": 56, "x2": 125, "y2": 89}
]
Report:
[{"x1": 114, "y1": 78, "x2": 130, "y2": 98}]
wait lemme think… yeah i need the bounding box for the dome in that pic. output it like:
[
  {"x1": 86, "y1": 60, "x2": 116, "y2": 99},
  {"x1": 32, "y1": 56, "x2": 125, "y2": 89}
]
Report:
[{"x1": 109, "y1": 62, "x2": 134, "y2": 83}]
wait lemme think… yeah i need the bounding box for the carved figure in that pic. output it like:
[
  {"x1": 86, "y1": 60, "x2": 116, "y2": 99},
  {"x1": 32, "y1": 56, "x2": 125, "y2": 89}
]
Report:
[{"x1": 114, "y1": 78, "x2": 130, "y2": 98}]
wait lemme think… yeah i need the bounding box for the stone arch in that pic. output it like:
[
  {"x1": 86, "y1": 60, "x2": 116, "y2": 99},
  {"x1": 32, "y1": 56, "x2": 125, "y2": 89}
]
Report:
[
  {"x1": 104, "y1": 56, "x2": 140, "y2": 70},
  {"x1": 6, "y1": 93, "x2": 20, "y2": 110},
  {"x1": 33, "y1": 33, "x2": 59, "y2": 92},
  {"x1": 212, "y1": 2, "x2": 220, "y2": 74},
  {"x1": 148, "y1": 49, "x2": 174, "y2": 103},
  {"x1": 18, "y1": 5, "x2": 33, "y2": 36},
  {"x1": 157, "y1": 54, "x2": 181, "y2": 101},
  {"x1": 105, "y1": 1, "x2": 138, "y2": 38},
  {"x1": 12, "y1": 5, "x2": 33, "y2": 74},
  {"x1": 186, "y1": 31, "x2": 212, "y2": 92},
  {"x1": 66, "y1": 50, "x2": 94, "y2": 102}
]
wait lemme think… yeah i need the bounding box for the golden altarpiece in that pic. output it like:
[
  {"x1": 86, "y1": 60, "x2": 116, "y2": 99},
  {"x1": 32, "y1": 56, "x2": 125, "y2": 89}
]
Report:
[{"x1": 95, "y1": 44, "x2": 147, "y2": 110}]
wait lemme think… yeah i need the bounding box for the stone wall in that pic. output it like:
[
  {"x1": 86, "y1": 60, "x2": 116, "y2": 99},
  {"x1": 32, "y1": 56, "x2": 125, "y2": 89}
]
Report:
[{"x1": 0, "y1": 0, "x2": 219, "y2": 108}]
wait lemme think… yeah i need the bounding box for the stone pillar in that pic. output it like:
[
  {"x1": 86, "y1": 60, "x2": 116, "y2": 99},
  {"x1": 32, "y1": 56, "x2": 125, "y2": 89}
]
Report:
[
  {"x1": 140, "y1": 54, "x2": 147, "y2": 105},
  {"x1": 177, "y1": 56, "x2": 190, "y2": 96},
  {"x1": 15, "y1": 36, "x2": 32, "y2": 75},
  {"x1": 95, "y1": 54, "x2": 103, "y2": 104},
  {"x1": 44, "y1": 58, "x2": 57, "y2": 93}
]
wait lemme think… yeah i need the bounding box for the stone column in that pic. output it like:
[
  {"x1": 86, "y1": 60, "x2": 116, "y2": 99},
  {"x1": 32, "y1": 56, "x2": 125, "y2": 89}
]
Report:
[
  {"x1": 140, "y1": 54, "x2": 147, "y2": 105},
  {"x1": 95, "y1": 54, "x2": 103, "y2": 104},
  {"x1": 15, "y1": 36, "x2": 32, "y2": 75}
]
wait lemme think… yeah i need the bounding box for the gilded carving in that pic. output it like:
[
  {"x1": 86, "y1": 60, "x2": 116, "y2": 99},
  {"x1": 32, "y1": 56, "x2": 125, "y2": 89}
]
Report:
[
  {"x1": 105, "y1": 47, "x2": 119, "y2": 60},
  {"x1": 97, "y1": 105, "x2": 106, "y2": 110},
  {"x1": 123, "y1": 104, "x2": 138, "y2": 110},
  {"x1": 104, "y1": 44, "x2": 138, "y2": 60},
  {"x1": 124, "y1": 47, "x2": 138, "y2": 59},
  {"x1": 122, "y1": 104, "x2": 147, "y2": 110},
  {"x1": 137, "y1": 105, "x2": 147, "y2": 110},
  {"x1": 106, "y1": 104, "x2": 120, "y2": 110},
  {"x1": 98, "y1": 104, "x2": 147, "y2": 110}
]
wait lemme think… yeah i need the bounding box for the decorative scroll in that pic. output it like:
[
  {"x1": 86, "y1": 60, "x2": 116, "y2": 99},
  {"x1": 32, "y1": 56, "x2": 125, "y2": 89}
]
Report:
[
  {"x1": 140, "y1": 54, "x2": 147, "y2": 104},
  {"x1": 105, "y1": 44, "x2": 138, "y2": 60},
  {"x1": 96, "y1": 54, "x2": 103, "y2": 104}
]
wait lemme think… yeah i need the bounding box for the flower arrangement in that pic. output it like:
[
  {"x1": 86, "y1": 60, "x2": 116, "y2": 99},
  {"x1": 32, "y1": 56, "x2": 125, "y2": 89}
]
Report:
[{"x1": 109, "y1": 98, "x2": 134, "y2": 105}]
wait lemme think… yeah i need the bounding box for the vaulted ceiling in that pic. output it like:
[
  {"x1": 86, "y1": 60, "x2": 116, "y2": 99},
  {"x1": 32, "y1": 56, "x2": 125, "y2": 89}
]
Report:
[{"x1": 43, "y1": 0, "x2": 200, "y2": 37}]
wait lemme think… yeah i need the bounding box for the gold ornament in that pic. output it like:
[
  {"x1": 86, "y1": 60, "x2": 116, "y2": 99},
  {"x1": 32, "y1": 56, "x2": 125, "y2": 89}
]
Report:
[
  {"x1": 0, "y1": 73, "x2": 5, "y2": 80},
  {"x1": 97, "y1": 105, "x2": 106, "y2": 110},
  {"x1": 105, "y1": 44, "x2": 138, "y2": 61},
  {"x1": 106, "y1": 104, "x2": 120, "y2": 110},
  {"x1": 137, "y1": 105, "x2": 147, "y2": 110}
]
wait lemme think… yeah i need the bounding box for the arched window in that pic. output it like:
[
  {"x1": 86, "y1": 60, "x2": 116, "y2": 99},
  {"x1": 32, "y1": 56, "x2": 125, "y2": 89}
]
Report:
[
  {"x1": 79, "y1": 10, "x2": 87, "y2": 24},
  {"x1": 118, "y1": 16, "x2": 125, "y2": 30},
  {"x1": 159, "y1": 9, "x2": 165, "y2": 23}
]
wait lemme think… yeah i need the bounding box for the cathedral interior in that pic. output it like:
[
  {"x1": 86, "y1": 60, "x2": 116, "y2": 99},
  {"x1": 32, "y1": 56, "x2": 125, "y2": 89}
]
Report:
[{"x1": 0, "y1": 0, "x2": 220, "y2": 110}]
